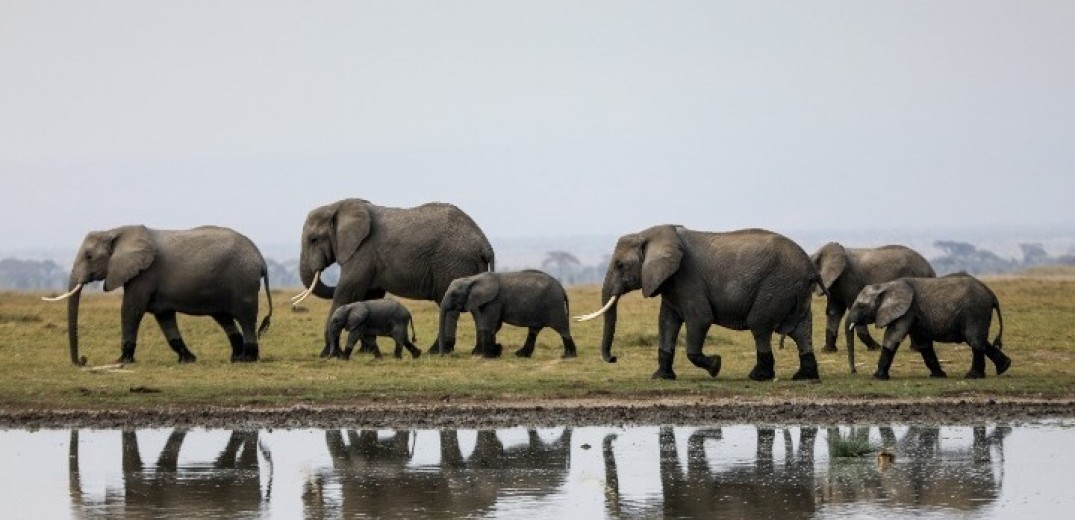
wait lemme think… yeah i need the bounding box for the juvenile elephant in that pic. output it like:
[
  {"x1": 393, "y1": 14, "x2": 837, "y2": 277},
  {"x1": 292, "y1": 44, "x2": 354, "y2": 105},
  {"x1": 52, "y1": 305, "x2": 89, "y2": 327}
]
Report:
[
  {"x1": 811, "y1": 242, "x2": 935, "y2": 372},
  {"x1": 437, "y1": 270, "x2": 577, "y2": 359},
  {"x1": 327, "y1": 299, "x2": 421, "y2": 360},
  {"x1": 846, "y1": 273, "x2": 1011, "y2": 380},
  {"x1": 43, "y1": 225, "x2": 272, "y2": 365},
  {"x1": 579, "y1": 225, "x2": 821, "y2": 381},
  {"x1": 291, "y1": 198, "x2": 494, "y2": 358}
]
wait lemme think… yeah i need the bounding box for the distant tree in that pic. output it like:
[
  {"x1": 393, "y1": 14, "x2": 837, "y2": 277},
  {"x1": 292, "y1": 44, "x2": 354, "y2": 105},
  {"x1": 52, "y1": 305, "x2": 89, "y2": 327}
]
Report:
[
  {"x1": 1019, "y1": 243, "x2": 1049, "y2": 266},
  {"x1": 542, "y1": 251, "x2": 582, "y2": 284},
  {"x1": 931, "y1": 241, "x2": 1014, "y2": 275},
  {"x1": 934, "y1": 241, "x2": 977, "y2": 258},
  {"x1": 0, "y1": 258, "x2": 68, "y2": 290}
]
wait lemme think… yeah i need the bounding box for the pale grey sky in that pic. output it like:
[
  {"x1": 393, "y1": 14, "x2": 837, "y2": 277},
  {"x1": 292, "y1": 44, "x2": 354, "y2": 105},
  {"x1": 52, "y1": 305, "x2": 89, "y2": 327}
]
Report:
[{"x1": 2, "y1": 1, "x2": 1073, "y2": 252}]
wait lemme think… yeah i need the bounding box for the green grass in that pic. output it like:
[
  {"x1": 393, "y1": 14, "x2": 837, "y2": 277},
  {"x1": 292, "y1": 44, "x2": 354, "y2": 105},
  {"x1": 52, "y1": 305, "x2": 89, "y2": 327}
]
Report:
[
  {"x1": 1, "y1": 275, "x2": 1074, "y2": 410},
  {"x1": 828, "y1": 429, "x2": 879, "y2": 458}
]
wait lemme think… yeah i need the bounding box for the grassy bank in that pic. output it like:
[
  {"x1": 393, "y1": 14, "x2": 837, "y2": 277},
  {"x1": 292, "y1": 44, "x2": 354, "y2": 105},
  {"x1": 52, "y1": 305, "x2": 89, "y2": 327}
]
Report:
[{"x1": 0, "y1": 276, "x2": 1073, "y2": 410}]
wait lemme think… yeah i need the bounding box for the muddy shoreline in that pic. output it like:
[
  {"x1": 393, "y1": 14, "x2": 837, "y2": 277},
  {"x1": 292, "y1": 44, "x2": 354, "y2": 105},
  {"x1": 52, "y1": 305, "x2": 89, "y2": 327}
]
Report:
[{"x1": 3, "y1": 396, "x2": 1074, "y2": 429}]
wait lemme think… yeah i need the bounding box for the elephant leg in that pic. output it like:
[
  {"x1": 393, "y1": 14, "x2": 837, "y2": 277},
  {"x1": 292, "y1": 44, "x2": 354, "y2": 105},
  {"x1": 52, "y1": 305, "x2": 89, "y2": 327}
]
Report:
[
  {"x1": 855, "y1": 324, "x2": 882, "y2": 351},
  {"x1": 652, "y1": 301, "x2": 682, "y2": 380},
  {"x1": 788, "y1": 315, "x2": 819, "y2": 381},
  {"x1": 233, "y1": 307, "x2": 260, "y2": 362},
  {"x1": 558, "y1": 332, "x2": 578, "y2": 359},
  {"x1": 395, "y1": 328, "x2": 422, "y2": 359},
  {"x1": 476, "y1": 329, "x2": 502, "y2": 359},
  {"x1": 211, "y1": 313, "x2": 244, "y2": 361},
  {"x1": 515, "y1": 329, "x2": 540, "y2": 358},
  {"x1": 154, "y1": 311, "x2": 197, "y2": 363},
  {"x1": 748, "y1": 330, "x2": 776, "y2": 381},
  {"x1": 364, "y1": 335, "x2": 384, "y2": 359},
  {"x1": 874, "y1": 324, "x2": 909, "y2": 380},
  {"x1": 968, "y1": 337, "x2": 1011, "y2": 378},
  {"x1": 118, "y1": 296, "x2": 148, "y2": 363},
  {"x1": 684, "y1": 320, "x2": 720, "y2": 378},
  {"x1": 341, "y1": 330, "x2": 362, "y2": 360},
  {"x1": 915, "y1": 338, "x2": 946, "y2": 378},
  {"x1": 823, "y1": 300, "x2": 844, "y2": 352}
]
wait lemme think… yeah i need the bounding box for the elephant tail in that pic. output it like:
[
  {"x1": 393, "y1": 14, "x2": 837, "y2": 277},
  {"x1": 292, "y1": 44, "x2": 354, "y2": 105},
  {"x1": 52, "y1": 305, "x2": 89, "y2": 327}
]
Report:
[
  {"x1": 992, "y1": 299, "x2": 1004, "y2": 350},
  {"x1": 258, "y1": 269, "x2": 273, "y2": 338},
  {"x1": 813, "y1": 273, "x2": 828, "y2": 297},
  {"x1": 409, "y1": 315, "x2": 417, "y2": 343},
  {"x1": 482, "y1": 244, "x2": 496, "y2": 273},
  {"x1": 778, "y1": 334, "x2": 786, "y2": 349}
]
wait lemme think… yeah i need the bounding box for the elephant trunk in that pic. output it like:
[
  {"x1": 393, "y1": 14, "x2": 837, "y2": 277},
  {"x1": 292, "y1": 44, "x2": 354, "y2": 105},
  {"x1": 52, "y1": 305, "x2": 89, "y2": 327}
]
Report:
[
  {"x1": 599, "y1": 284, "x2": 620, "y2": 364},
  {"x1": 65, "y1": 275, "x2": 87, "y2": 366},
  {"x1": 298, "y1": 261, "x2": 335, "y2": 300}
]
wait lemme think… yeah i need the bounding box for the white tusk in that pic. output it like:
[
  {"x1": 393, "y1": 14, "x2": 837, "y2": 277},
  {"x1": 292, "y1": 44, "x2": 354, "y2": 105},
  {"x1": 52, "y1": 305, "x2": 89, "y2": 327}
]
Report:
[
  {"x1": 848, "y1": 322, "x2": 857, "y2": 331},
  {"x1": 575, "y1": 295, "x2": 618, "y2": 322},
  {"x1": 290, "y1": 271, "x2": 320, "y2": 305},
  {"x1": 41, "y1": 284, "x2": 83, "y2": 302}
]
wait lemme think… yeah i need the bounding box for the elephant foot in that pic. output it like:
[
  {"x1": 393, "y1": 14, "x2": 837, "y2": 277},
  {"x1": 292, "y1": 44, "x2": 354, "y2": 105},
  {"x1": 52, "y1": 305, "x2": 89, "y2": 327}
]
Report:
[
  {"x1": 178, "y1": 353, "x2": 197, "y2": 363},
  {"x1": 651, "y1": 367, "x2": 677, "y2": 380},
  {"x1": 409, "y1": 349, "x2": 422, "y2": 359},
  {"x1": 821, "y1": 345, "x2": 838, "y2": 353},
  {"x1": 791, "y1": 352, "x2": 820, "y2": 380},
  {"x1": 482, "y1": 343, "x2": 503, "y2": 359},
  {"x1": 929, "y1": 370, "x2": 948, "y2": 378},
  {"x1": 319, "y1": 345, "x2": 333, "y2": 358},
  {"x1": 561, "y1": 349, "x2": 578, "y2": 359},
  {"x1": 990, "y1": 351, "x2": 1012, "y2": 376},
  {"x1": 116, "y1": 355, "x2": 135, "y2": 364},
  {"x1": 687, "y1": 353, "x2": 721, "y2": 378},
  {"x1": 394, "y1": 350, "x2": 403, "y2": 359},
  {"x1": 964, "y1": 369, "x2": 986, "y2": 379},
  {"x1": 873, "y1": 370, "x2": 891, "y2": 380},
  {"x1": 514, "y1": 347, "x2": 534, "y2": 358},
  {"x1": 865, "y1": 343, "x2": 881, "y2": 352},
  {"x1": 748, "y1": 352, "x2": 776, "y2": 381}
]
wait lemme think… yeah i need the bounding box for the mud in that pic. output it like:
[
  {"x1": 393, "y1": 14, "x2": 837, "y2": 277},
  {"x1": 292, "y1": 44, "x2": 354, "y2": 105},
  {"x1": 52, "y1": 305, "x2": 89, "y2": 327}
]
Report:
[{"x1": 3, "y1": 396, "x2": 1074, "y2": 430}]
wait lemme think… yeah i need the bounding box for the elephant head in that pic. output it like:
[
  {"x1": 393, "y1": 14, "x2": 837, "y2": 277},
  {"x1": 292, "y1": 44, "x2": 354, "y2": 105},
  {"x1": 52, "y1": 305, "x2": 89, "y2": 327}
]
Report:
[
  {"x1": 578, "y1": 225, "x2": 683, "y2": 363},
  {"x1": 43, "y1": 225, "x2": 156, "y2": 366},
  {"x1": 812, "y1": 242, "x2": 848, "y2": 294},
  {"x1": 437, "y1": 274, "x2": 499, "y2": 354},
  {"x1": 846, "y1": 280, "x2": 914, "y2": 330},
  {"x1": 327, "y1": 303, "x2": 369, "y2": 352},
  {"x1": 292, "y1": 198, "x2": 371, "y2": 305}
]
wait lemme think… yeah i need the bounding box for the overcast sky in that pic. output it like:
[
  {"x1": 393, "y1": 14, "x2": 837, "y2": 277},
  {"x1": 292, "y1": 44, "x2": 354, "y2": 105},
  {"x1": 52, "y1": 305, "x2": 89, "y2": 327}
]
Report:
[{"x1": 2, "y1": 1, "x2": 1073, "y2": 253}]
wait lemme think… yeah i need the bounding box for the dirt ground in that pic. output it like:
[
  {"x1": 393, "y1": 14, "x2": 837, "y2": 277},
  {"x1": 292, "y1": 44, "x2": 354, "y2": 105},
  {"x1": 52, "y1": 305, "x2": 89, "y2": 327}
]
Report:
[{"x1": 3, "y1": 396, "x2": 1074, "y2": 429}]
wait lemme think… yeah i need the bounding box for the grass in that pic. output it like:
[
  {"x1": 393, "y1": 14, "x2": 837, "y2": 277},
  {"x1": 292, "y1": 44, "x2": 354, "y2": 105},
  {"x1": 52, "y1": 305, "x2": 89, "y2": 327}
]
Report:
[
  {"x1": 827, "y1": 428, "x2": 880, "y2": 458},
  {"x1": 1, "y1": 275, "x2": 1073, "y2": 410}
]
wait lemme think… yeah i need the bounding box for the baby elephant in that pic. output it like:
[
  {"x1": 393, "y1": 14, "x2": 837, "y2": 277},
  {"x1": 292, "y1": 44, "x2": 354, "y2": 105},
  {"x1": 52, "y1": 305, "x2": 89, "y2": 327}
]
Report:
[
  {"x1": 328, "y1": 300, "x2": 421, "y2": 360},
  {"x1": 846, "y1": 273, "x2": 1011, "y2": 380},
  {"x1": 437, "y1": 270, "x2": 577, "y2": 359}
]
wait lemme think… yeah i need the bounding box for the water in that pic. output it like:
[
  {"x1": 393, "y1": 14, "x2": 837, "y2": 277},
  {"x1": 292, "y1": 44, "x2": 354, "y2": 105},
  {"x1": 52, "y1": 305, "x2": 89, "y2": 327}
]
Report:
[{"x1": 1, "y1": 422, "x2": 1073, "y2": 519}]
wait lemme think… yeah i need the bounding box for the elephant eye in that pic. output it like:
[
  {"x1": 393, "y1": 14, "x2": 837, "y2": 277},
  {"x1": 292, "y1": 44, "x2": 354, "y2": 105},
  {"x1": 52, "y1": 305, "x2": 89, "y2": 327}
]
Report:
[{"x1": 84, "y1": 252, "x2": 92, "y2": 260}]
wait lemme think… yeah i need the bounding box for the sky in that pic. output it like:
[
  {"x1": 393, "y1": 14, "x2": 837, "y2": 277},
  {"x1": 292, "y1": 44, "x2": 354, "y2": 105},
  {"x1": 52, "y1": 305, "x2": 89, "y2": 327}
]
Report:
[{"x1": 2, "y1": 1, "x2": 1073, "y2": 256}]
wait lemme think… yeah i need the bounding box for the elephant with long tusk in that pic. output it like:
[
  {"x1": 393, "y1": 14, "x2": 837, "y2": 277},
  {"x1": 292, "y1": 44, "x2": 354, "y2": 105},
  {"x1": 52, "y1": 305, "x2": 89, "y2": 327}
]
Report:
[
  {"x1": 43, "y1": 225, "x2": 273, "y2": 366},
  {"x1": 577, "y1": 225, "x2": 823, "y2": 381}
]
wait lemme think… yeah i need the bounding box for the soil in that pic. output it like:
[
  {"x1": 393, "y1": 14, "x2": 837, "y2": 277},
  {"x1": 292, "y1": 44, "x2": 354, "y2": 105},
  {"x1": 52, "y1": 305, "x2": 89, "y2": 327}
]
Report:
[{"x1": 3, "y1": 396, "x2": 1074, "y2": 429}]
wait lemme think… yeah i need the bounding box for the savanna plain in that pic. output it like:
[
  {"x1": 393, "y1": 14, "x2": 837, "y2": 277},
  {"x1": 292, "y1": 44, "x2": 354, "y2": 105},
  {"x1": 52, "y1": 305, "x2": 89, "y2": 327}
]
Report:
[{"x1": 1, "y1": 270, "x2": 1073, "y2": 427}]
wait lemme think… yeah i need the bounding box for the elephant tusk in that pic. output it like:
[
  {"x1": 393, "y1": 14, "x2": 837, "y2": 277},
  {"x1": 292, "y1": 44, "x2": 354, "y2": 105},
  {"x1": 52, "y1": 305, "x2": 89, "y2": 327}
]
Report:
[
  {"x1": 848, "y1": 322, "x2": 857, "y2": 331},
  {"x1": 290, "y1": 271, "x2": 320, "y2": 305},
  {"x1": 41, "y1": 283, "x2": 83, "y2": 302},
  {"x1": 575, "y1": 295, "x2": 618, "y2": 322}
]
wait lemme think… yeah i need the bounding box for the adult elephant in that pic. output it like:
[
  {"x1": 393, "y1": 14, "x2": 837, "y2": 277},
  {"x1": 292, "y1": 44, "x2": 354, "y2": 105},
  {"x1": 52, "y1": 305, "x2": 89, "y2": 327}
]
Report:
[
  {"x1": 579, "y1": 225, "x2": 821, "y2": 381},
  {"x1": 43, "y1": 225, "x2": 272, "y2": 365},
  {"x1": 811, "y1": 242, "x2": 935, "y2": 372},
  {"x1": 291, "y1": 198, "x2": 495, "y2": 357}
]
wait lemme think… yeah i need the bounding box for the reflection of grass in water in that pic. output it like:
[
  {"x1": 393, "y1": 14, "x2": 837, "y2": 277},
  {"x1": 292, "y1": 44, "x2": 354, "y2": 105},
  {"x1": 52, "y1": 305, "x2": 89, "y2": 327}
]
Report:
[{"x1": 828, "y1": 431, "x2": 878, "y2": 458}]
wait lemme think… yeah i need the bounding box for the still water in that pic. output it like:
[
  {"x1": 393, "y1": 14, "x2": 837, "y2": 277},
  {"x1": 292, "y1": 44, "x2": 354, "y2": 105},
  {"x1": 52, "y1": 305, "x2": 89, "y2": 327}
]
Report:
[{"x1": 0, "y1": 421, "x2": 1072, "y2": 519}]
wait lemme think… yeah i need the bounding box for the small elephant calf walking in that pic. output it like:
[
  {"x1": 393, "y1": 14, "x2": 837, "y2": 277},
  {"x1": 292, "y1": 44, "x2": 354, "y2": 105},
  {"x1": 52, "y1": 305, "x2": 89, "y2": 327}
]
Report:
[
  {"x1": 327, "y1": 300, "x2": 421, "y2": 360},
  {"x1": 437, "y1": 270, "x2": 578, "y2": 359},
  {"x1": 847, "y1": 273, "x2": 1011, "y2": 380}
]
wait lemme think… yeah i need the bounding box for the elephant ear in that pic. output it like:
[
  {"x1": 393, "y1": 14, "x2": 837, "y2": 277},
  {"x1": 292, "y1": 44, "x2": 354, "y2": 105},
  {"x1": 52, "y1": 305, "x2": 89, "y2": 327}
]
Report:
[
  {"x1": 876, "y1": 280, "x2": 914, "y2": 328},
  {"x1": 465, "y1": 274, "x2": 500, "y2": 311},
  {"x1": 333, "y1": 199, "x2": 371, "y2": 264},
  {"x1": 104, "y1": 226, "x2": 156, "y2": 292},
  {"x1": 816, "y1": 242, "x2": 847, "y2": 292},
  {"x1": 346, "y1": 303, "x2": 370, "y2": 331},
  {"x1": 641, "y1": 227, "x2": 684, "y2": 298}
]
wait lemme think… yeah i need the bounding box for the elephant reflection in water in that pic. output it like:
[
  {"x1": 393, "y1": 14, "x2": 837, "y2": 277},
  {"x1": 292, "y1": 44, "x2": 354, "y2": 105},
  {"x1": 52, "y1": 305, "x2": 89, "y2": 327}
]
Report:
[
  {"x1": 820, "y1": 425, "x2": 1010, "y2": 511},
  {"x1": 68, "y1": 429, "x2": 270, "y2": 517},
  {"x1": 604, "y1": 427, "x2": 820, "y2": 519},
  {"x1": 304, "y1": 428, "x2": 571, "y2": 518}
]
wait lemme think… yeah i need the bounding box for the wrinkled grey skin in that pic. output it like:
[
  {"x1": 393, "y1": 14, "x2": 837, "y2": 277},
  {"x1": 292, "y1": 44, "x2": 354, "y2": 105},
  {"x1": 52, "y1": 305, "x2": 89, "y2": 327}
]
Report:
[
  {"x1": 597, "y1": 225, "x2": 822, "y2": 381},
  {"x1": 846, "y1": 273, "x2": 1010, "y2": 380},
  {"x1": 438, "y1": 270, "x2": 577, "y2": 359},
  {"x1": 62, "y1": 225, "x2": 272, "y2": 365},
  {"x1": 811, "y1": 242, "x2": 936, "y2": 373},
  {"x1": 327, "y1": 299, "x2": 420, "y2": 360},
  {"x1": 299, "y1": 198, "x2": 494, "y2": 358}
]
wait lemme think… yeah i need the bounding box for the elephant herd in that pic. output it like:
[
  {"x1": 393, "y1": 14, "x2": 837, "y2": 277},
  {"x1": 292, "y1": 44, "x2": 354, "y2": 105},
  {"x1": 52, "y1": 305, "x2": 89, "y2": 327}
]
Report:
[{"x1": 43, "y1": 197, "x2": 1011, "y2": 381}]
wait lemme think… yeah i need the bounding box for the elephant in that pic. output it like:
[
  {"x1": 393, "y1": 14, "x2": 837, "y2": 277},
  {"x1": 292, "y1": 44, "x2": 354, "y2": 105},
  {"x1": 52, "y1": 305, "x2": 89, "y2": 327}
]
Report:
[
  {"x1": 578, "y1": 225, "x2": 822, "y2": 381},
  {"x1": 437, "y1": 270, "x2": 577, "y2": 359},
  {"x1": 327, "y1": 299, "x2": 421, "y2": 360},
  {"x1": 43, "y1": 225, "x2": 272, "y2": 365},
  {"x1": 845, "y1": 273, "x2": 1011, "y2": 380},
  {"x1": 291, "y1": 198, "x2": 494, "y2": 358},
  {"x1": 811, "y1": 242, "x2": 936, "y2": 373}
]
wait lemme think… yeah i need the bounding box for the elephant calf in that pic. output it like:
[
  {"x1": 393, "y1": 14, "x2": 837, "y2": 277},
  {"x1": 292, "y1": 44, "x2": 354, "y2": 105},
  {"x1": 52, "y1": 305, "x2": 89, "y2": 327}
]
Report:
[
  {"x1": 328, "y1": 300, "x2": 421, "y2": 360},
  {"x1": 846, "y1": 273, "x2": 1011, "y2": 380},
  {"x1": 437, "y1": 270, "x2": 577, "y2": 359}
]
